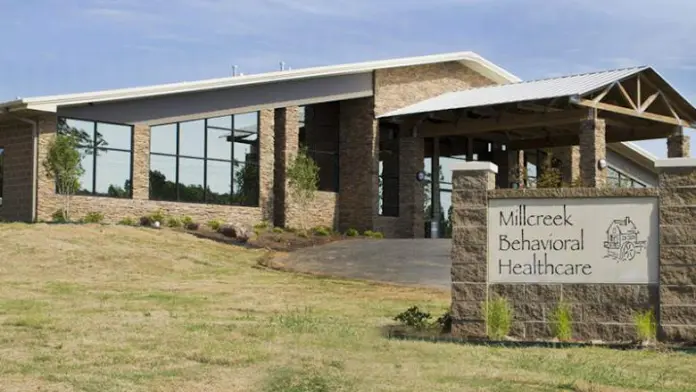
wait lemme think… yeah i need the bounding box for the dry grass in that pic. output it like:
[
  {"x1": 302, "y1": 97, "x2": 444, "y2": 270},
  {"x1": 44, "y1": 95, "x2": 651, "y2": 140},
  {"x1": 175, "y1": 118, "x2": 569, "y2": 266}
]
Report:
[{"x1": 0, "y1": 223, "x2": 694, "y2": 392}]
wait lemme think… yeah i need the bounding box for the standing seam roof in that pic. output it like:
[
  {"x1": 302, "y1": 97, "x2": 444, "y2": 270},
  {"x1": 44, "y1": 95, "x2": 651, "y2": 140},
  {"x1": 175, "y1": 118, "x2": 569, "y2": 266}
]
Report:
[{"x1": 377, "y1": 66, "x2": 649, "y2": 118}]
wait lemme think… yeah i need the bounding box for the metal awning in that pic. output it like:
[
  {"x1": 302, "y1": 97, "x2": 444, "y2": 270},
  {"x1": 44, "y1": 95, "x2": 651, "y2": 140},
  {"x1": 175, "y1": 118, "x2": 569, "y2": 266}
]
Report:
[{"x1": 378, "y1": 66, "x2": 696, "y2": 128}]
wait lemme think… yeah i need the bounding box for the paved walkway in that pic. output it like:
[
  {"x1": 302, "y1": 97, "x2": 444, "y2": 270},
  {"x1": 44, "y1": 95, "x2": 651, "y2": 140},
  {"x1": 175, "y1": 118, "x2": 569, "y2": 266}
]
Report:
[{"x1": 276, "y1": 239, "x2": 451, "y2": 290}]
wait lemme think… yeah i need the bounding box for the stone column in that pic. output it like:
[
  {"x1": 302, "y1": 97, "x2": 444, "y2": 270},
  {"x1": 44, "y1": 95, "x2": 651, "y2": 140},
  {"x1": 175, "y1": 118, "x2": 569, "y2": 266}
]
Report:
[
  {"x1": 273, "y1": 106, "x2": 299, "y2": 228},
  {"x1": 579, "y1": 117, "x2": 607, "y2": 187},
  {"x1": 656, "y1": 158, "x2": 696, "y2": 341},
  {"x1": 667, "y1": 127, "x2": 691, "y2": 158},
  {"x1": 338, "y1": 97, "x2": 378, "y2": 232},
  {"x1": 258, "y1": 109, "x2": 275, "y2": 223},
  {"x1": 451, "y1": 162, "x2": 497, "y2": 338},
  {"x1": 399, "y1": 135, "x2": 425, "y2": 238},
  {"x1": 553, "y1": 146, "x2": 580, "y2": 185},
  {"x1": 132, "y1": 124, "x2": 150, "y2": 200}
]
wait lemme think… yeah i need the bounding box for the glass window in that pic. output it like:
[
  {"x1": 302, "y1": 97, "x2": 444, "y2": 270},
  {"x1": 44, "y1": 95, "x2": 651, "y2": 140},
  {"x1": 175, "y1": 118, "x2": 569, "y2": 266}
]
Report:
[
  {"x1": 298, "y1": 105, "x2": 339, "y2": 192},
  {"x1": 58, "y1": 118, "x2": 133, "y2": 199},
  {"x1": 606, "y1": 165, "x2": 647, "y2": 189},
  {"x1": 179, "y1": 120, "x2": 205, "y2": 158},
  {"x1": 149, "y1": 112, "x2": 260, "y2": 206},
  {"x1": 379, "y1": 130, "x2": 399, "y2": 217}
]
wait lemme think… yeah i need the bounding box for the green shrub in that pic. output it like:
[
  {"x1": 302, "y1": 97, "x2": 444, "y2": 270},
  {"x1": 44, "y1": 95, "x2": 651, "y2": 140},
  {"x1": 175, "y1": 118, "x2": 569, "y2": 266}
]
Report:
[
  {"x1": 272, "y1": 227, "x2": 284, "y2": 234},
  {"x1": 634, "y1": 309, "x2": 657, "y2": 342},
  {"x1": 549, "y1": 301, "x2": 573, "y2": 341},
  {"x1": 118, "y1": 217, "x2": 137, "y2": 226},
  {"x1": 149, "y1": 209, "x2": 166, "y2": 224},
  {"x1": 345, "y1": 228, "x2": 359, "y2": 237},
  {"x1": 435, "y1": 310, "x2": 452, "y2": 333},
  {"x1": 482, "y1": 297, "x2": 513, "y2": 340},
  {"x1": 207, "y1": 219, "x2": 223, "y2": 231},
  {"x1": 254, "y1": 221, "x2": 270, "y2": 231},
  {"x1": 394, "y1": 306, "x2": 431, "y2": 330},
  {"x1": 297, "y1": 230, "x2": 309, "y2": 238},
  {"x1": 181, "y1": 216, "x2": 194, "y2": 225},
  {"x1": 313, "y1": 226, "x2": 331, "y2": 236},
  {"x1": 83, "y1": 212, "x2": 105, "y2": 224},
  {"x1": 52, "y1": 209, "x2": 68, "y2": 223},
  {"x1": 167, "y1": 217, "x2": 182, "y2": 228},
  {"x1": 363, "y1": 230, "x2": 384, "y2": 239}
]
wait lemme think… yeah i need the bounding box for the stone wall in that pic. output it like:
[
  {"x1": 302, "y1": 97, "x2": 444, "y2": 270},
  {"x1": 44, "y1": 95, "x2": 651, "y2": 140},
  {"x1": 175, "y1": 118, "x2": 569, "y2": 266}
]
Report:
[
  {"x1": 451, "y1": 163, "x2": 663, "y2": 341},
  {"x1": 34, "y1": 113, "x2": 275, "y2": 226},
  {"x1": 374, "y1": 62, "x2": 495, "y2": 117},
  {"x1": 0, "y1": 120, "x2": 35, "y2": 222},
  {"x1": 657, "y1": 160, "x2": 696, "y2": 341},
  {"x1": 338, "y1": 97, "x2": 378, "y2": 232},
  {"x1": 285, "y1": 191, "x2": 338, "y2": 230}
]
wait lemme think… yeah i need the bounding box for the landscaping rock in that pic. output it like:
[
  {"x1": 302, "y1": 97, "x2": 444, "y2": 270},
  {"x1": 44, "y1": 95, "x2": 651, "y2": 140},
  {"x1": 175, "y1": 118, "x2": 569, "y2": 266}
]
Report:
[{"x1": 219, "y1": 223, "x2": 251, "y2": 242}]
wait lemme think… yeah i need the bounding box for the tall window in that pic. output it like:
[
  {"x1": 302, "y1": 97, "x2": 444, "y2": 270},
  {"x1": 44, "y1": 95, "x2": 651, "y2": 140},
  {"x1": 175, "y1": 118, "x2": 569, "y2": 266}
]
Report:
[
  {"x1": 378, "y1": 125, "x2": 399, "y2": 216},
  {"x1": 149, "y1": 112, "x2": 260, "y2": 206},
  {"x1": 0, "y1": 147, "x2": 4, "y2": 205},
  {"x1": 57, "y1": 118, "x2": 133, "y2": 198},
  {"x1": 298, "y1": 105, "x2": 340, "y2": 192}
]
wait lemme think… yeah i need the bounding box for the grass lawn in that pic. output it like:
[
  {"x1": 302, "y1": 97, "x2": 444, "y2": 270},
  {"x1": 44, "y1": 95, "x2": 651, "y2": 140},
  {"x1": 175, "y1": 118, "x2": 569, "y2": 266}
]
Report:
[{"x1": 0, "y1": 223, "x2": 694, "y2": 391}]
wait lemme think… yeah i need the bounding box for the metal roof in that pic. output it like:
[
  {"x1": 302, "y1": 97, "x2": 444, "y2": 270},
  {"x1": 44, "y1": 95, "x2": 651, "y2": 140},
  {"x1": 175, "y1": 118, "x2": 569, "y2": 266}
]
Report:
[
  {"x1": 0, "y1": 51, "x2": 520, "y2": 113},
  {"x1": 378, "y1": 66, "x2": 649, "y2": 118}
]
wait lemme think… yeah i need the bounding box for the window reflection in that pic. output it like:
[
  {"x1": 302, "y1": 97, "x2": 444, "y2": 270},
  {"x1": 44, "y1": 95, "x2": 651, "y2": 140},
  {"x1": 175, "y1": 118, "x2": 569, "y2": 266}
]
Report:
[
  {"x1": 149, "y1": 112, "x2": 260, "y2": 206},
  {"x1": 58, "y1": 118, "x2": 133, "y2": 199}
]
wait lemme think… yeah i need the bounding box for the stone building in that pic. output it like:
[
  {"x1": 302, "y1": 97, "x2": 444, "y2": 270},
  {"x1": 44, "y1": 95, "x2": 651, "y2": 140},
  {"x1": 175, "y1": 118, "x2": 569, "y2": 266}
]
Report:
[{"x1": 0, "y1": 52, "x2": 690, "y2": 236}]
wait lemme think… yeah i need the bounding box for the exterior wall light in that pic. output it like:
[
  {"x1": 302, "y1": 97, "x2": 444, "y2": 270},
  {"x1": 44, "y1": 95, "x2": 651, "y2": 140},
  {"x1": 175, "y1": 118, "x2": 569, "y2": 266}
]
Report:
[
  {"x1": 598, "y1": 158, "x2": 608, "y2": 170},
  {"x1": 416, "y1": 171, "x2": 426, "y2": 182}
]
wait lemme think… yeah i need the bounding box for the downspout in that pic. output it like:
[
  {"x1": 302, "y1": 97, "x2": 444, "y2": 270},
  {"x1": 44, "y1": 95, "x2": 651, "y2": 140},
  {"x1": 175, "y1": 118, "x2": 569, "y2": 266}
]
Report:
[{"x1": 11, "y1": 115, "x2": 39, "y2": 222}]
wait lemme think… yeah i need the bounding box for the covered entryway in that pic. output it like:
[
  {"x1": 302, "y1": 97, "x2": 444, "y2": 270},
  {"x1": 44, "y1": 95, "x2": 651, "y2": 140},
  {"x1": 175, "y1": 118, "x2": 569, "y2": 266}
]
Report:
[{"x1": 377, "y1": 66, "x2": 696, "y2": 238}]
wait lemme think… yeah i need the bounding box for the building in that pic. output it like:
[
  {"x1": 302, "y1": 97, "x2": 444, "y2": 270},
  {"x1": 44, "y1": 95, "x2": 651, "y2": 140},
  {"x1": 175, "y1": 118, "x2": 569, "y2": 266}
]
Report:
[{"x1": 0, "y1": 51, "x2": 693, "y2": 237}]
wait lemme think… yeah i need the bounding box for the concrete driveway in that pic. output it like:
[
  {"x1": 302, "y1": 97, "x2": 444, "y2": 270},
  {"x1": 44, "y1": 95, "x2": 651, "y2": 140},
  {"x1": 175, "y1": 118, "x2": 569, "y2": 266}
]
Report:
[{"x1": 276, "y1": 239, "x2": 452, "y2": 290}]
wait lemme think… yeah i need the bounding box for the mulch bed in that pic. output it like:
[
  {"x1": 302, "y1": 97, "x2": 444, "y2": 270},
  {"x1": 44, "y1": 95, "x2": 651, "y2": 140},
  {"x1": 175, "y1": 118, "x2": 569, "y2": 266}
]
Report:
[
  {"x1": 383, "y1": 325, "x2": 696, "y2": 352},
  {"x1": 182, "y1": 227, "x2": 355, "y2": 252}
]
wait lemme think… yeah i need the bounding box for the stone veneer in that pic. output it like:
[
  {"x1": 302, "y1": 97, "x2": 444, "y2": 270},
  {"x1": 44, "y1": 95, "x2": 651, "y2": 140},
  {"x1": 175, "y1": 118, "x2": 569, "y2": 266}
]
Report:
[
  {"x1": 371, "y1": 61, "x2": 494, "y2": 237},
  {"x1": 579, "y1": 118, "x2": 607, "y2": 188},
  {"x1": 0, "y1": 120, "x2": 35, "y2": 222},
  {"x1": 373, "y1": 62, "x2": 495, "y2": 117},
  {"x1": 451, "y1": 162, "x2": 666, "y2": 341},
  {"x1": 657, "y1": 160, "x2": 696, "y2": 341},
  {"x1": 34, "y1": 112, "x2": 276, "y2": 226},
  {"x1": 667, "y1": 128, "x2": 691, "y2": 158},
  {"x1": 338, "y1": 97, "x2": 378, "y2": 232}
]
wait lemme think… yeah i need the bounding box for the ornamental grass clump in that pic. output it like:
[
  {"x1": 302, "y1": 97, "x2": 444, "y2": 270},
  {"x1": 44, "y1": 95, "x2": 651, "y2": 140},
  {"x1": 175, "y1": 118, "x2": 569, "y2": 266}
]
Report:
[
  {"x1": 550, "y1": 301, "x2": 573, "y2": 342},
  {"x1": 481, "y1": 297, "x2": 513, "y2": 340},
  {"x1": 634, "y1": 309, "x2": 657, "y2": 344}
]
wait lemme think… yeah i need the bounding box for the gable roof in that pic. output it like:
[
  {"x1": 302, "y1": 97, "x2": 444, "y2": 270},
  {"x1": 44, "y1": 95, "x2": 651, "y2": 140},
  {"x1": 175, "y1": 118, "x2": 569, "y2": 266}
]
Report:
[
  {"x1": 378, "y1": 66, "x2": 650, "y2": 118},
  {"x1": 0, "y1": 52, "x2": 520, "y2": 113}
]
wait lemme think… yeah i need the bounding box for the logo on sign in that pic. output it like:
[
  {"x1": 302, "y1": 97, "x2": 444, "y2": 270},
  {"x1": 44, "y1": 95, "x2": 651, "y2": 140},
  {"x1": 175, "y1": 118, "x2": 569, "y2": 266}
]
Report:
[{"x1": 603, "y1": 217, "x2": 647, "y2": 263}]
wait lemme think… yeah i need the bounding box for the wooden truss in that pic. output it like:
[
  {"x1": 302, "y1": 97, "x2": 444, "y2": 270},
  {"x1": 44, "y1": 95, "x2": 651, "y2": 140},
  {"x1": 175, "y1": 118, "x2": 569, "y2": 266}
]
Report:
[{"x1": 570, "y1": 73, "x2": 694, "y2": 128}]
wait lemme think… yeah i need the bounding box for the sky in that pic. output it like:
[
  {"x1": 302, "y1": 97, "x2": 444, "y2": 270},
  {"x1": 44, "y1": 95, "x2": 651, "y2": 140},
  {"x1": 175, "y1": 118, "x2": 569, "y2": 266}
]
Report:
[{"x1": 2, "y1": 0, "x2": 695, "y2": 161}]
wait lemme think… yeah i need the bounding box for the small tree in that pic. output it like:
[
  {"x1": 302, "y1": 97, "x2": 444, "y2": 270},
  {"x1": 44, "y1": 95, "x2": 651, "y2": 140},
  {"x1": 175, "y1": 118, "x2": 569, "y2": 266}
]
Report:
[
  {"x1": 536, "y1": 151, "x2": 562, "y2": 188},
  {"x1": 286, "y1": 147, "x2": 319, "y2": 231},
  {"x1": 43, "y1": 133, "x2": 84, "y2": 221}
]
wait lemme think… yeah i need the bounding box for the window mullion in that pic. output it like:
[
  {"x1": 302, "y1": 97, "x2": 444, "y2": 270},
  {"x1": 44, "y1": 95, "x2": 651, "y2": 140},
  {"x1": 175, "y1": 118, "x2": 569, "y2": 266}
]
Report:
[
  {"x1": 92, "y1": 121, "x2": 98, "y2": 195},
  {"x1": 230, "y1": 115, "x2": 235, "y2": 205},
  {"x1": 204, "y1": 119, "x2": 208, "y2": 203},
  {"x1": 175, "y1": 122, "x2": 180, "y2": 201}
]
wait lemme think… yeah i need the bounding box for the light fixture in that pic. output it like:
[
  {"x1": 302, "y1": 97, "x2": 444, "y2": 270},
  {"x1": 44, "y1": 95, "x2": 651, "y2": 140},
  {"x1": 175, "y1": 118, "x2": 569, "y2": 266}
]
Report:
[{"x1": 598, "y1": 158, "x2": 608, "y2": 170}]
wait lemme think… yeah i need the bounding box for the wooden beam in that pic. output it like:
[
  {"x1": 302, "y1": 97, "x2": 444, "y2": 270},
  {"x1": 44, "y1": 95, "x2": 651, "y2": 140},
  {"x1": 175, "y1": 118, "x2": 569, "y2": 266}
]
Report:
[
  {"x1": 617, "y1": 81, "x2": 638, "y2": 111},
  {"x1": 640, "y1": 92, "x2": 659, "y2": 113},
  {"x1": 419, "y1": 110, "x2": 588, "y2": 138},
  {"x1": 593, "y1": 82, "x2": 616, "y2": 103},
  {"x1": 572, "y1": 98, "x2": 691, "y2": 127},
  {"x1": 507, "y1": 126, "x2": 674, "y2": 150}
]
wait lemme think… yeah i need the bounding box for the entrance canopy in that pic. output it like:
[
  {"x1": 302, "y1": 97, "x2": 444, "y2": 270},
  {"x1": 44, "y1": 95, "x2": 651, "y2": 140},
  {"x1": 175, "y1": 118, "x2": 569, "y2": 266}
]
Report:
[{"x1": 378, "y1": 66, "x2": 696, "y2": 152}]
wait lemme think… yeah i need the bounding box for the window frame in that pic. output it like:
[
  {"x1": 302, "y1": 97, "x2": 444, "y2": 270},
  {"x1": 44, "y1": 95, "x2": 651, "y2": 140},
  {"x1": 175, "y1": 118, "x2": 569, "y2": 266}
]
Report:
[
  {"x1": 57, "y1": 117, "x2": 135, "y2": 199},
  {"x1": 148, "y1": 112, "x2": 260, "y2": 206}
]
